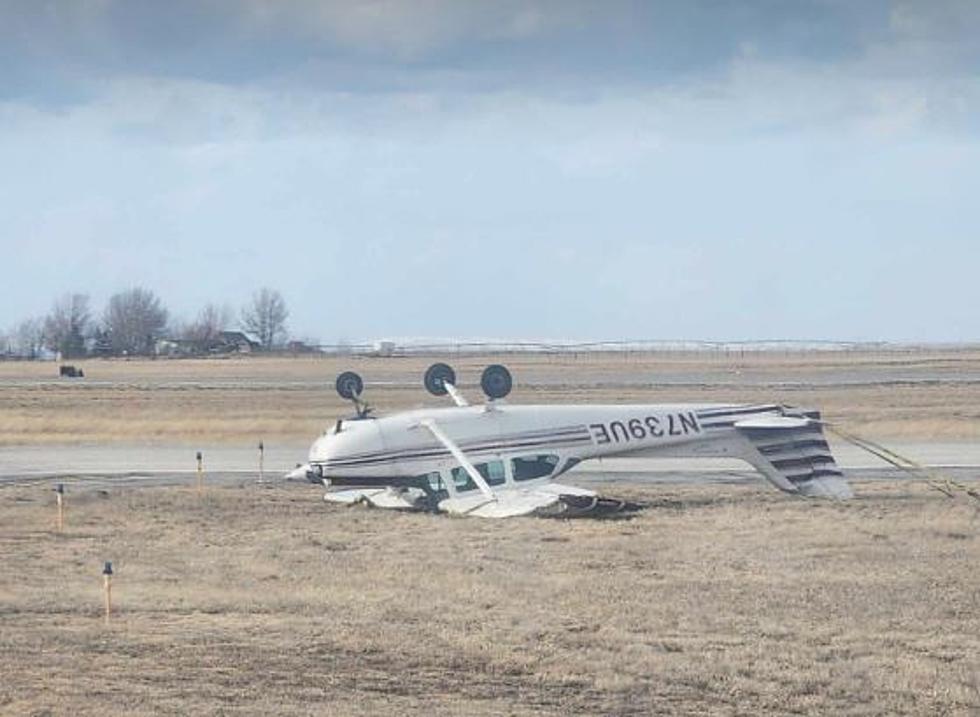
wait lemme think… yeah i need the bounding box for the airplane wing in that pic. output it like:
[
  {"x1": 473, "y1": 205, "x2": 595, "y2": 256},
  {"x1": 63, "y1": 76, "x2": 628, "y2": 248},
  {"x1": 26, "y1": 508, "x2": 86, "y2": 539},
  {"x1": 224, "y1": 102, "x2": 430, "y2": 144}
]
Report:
[
  {"x1": 735, "y1": 415, "x2": 853, "y2": 499},
  {"x1": 323, "y1": 487, "x2": 427, "y2": 510}
]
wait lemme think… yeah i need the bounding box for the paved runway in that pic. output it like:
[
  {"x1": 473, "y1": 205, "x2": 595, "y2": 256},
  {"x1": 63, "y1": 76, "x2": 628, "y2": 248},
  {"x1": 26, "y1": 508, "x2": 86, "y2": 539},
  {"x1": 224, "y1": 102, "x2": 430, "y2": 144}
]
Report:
[{"x1": 1, "y1": 441, "x2": 976, "y2": 489}]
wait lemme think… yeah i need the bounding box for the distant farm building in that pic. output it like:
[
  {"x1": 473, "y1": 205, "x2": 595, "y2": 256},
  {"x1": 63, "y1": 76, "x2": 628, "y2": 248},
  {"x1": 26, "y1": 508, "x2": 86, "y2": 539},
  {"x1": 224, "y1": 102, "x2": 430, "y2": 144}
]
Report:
[
  {"x1": 155, "y1": 331, "x2": 260, "y2": 357},
  {"x1": 218, "y1": 331, "x2": 260, "y2": 353},
  {"x1": 287, "y1": 340, "x2": 317, "y2": 354}
]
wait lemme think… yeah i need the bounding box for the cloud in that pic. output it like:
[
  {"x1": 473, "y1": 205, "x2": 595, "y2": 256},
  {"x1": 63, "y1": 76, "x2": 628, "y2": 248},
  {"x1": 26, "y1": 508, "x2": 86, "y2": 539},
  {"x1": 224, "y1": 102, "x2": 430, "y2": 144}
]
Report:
[
  {"x1": 2, "y1": 1, "x2": 977, "y2": 138},
  {"x1": 235, "y1": 0, "x2": 591, "y2": 59},
  {"x1": 0, "y1": 1, "x2": 909, "y2": 98},
  {"x1": 2, "y1": 2, "x2": 979, "y2": 341}
]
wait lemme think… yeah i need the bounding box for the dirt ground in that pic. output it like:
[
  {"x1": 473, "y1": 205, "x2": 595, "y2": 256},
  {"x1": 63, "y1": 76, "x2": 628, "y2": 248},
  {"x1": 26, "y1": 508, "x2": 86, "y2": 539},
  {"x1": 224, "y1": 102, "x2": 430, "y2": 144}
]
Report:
[
  {"x1": 1, "y1": 349, "x2": 980, "y2": 445},
  {"x1": 0, "y1": 480, "x2": 977, "y2": 716}
]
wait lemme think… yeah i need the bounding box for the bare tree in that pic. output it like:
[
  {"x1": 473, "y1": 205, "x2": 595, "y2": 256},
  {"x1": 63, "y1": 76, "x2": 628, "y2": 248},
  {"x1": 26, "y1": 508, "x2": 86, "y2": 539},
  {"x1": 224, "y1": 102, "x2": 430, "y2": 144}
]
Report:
[
  {"x1": 184, "y1": 303, "x2": 232, "y2": 344},
  {"x1": 44, "y1": 293, "x2": 91, "y2": 358},
  {"x1": 104, "y1": 287, "x2": 169, "y2": 356},
  {"x1": 13, "y1": 318, "x2": 44, "y2": 358},
  {"x1": 240, "y1": 288, "x2": 288, "y2": 349}
]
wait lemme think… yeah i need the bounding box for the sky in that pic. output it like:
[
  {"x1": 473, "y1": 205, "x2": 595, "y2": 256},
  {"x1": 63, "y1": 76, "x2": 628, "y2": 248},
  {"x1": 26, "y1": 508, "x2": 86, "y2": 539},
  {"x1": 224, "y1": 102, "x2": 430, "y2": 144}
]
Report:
[{"x1": 1, "y1": 0, "x2": 978, "y2": 343}]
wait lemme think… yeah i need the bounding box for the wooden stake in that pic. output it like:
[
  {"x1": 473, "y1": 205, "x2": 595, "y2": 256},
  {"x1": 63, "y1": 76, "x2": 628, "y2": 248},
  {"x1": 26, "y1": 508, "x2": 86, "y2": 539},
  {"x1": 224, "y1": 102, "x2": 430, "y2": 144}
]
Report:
[
  {"x1": 196, "y1": 451, "x2": 203, "y2": 494},
  {"x1": 258, "y1": 441, "x2": 265, "y2": 483},
  {"x1": 55, "y1": 484, "x2": 65, "y2": 532},
  {"x1": 102, "y1": 562, "x2": 113, "y2": 625}
]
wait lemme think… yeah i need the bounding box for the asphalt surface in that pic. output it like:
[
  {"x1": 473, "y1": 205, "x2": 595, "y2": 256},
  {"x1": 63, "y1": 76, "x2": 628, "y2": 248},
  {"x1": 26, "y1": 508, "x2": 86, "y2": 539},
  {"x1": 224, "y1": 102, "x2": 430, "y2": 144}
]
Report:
[{"x1": 1, "y1": 442, "x2": 976, "y2": 490}]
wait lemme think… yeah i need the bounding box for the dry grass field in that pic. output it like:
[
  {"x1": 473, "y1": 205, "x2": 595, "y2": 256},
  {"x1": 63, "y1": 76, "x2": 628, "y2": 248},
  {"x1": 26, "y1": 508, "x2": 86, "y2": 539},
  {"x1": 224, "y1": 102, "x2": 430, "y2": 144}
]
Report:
[
  {"x1": 1, "y1": 349, "x2": 980, "y2": 445},
  {"x1": 1, "y1": 350, "x2": 978, "y2": 715},
  {"x1": 0, "y1": 480, "x2": 977, "y2": 715}
]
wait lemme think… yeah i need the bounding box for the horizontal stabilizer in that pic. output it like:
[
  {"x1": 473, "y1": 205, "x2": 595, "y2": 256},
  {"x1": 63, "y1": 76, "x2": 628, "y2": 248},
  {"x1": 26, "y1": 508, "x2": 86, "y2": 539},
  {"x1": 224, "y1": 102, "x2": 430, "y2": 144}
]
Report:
[
  {"x1": 736, "y1": 417, "x2": 853, "y2": 499},
  {"x1": 735, "y1": 416, "x2": 811, "y2": 430}
]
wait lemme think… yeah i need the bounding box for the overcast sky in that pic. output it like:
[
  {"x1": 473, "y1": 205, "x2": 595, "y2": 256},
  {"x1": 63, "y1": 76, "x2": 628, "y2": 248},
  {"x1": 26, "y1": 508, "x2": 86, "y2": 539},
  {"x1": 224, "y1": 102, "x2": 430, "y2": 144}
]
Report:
[{"x1": 1, "y1": 1, "x2": 978, "y2": 342}]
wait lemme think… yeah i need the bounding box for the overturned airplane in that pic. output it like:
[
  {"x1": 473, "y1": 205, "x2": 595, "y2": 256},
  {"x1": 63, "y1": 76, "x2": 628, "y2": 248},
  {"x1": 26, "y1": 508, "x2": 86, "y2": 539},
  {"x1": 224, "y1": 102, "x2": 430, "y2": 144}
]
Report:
[{"x1": 290, "y1": 363, "x2": 852, "y2": 518}]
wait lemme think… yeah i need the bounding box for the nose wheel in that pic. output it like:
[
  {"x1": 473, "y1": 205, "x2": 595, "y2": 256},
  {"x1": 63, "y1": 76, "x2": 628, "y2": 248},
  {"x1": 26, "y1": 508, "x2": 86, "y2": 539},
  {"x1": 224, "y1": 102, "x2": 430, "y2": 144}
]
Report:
[
  {"x1": 335, "y1": 371, "x2": 363, "y2": 400},
  {"x1": 335, "y1": 371, "x2": 371, "y2": 418}
]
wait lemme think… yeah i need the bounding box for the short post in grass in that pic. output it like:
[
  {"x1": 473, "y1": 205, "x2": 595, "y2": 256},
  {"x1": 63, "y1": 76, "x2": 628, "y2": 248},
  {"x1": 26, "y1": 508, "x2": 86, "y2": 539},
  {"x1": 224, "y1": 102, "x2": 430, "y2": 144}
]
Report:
[
  {"x1": 102, "y1": 561, "x2": 113, "y2": 625},
  {"x1": 54, "y1": 483, "x2": 65, "y2": 532},
  {"x1": 258, "y1": 441, "x2": 265, "y2": 483},
  {"x1": 196, "y1": 451, "x2": 204, "y2": 494}
]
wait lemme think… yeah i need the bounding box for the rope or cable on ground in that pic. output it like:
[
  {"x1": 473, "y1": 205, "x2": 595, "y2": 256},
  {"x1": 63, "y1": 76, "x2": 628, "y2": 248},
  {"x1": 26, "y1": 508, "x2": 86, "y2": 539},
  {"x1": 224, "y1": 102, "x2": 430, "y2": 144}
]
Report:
[{"x1": 823, "y1": 423, "x2": 980, "y2": 503}]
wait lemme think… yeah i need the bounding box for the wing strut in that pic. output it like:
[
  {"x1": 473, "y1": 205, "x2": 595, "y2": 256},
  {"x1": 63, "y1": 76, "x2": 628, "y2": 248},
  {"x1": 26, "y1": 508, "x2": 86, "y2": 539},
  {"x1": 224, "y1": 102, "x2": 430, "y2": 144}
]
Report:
[
  {"x1": 442, "y1": 382, "x2": 469, "y2": 407},
  {"x1": 419, "y1": 419, "x2": 495, "y2": 502}
]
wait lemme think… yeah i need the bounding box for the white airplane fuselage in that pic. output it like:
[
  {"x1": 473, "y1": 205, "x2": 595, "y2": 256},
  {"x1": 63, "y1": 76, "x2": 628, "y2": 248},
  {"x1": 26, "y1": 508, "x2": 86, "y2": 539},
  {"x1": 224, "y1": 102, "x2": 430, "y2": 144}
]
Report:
[
  {"x1": 312, "y1": 403, "x2": 714, "y2": 478},
  {"x1": 307, "y1": 401, "x2": 850, "y2": 508}
]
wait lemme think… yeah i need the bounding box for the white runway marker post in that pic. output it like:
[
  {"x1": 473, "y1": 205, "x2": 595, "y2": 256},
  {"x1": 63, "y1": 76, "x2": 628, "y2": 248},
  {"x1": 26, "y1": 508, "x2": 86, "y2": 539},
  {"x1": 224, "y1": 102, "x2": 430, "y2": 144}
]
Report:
[
  {"x1": 54, "y1": 483, "x2": 65, "y2": 532},
  {"x1": 196, "y1": 451, "x2": 204, "y2": 494},
  {"x1": 102, "y1": 561, "x2": 113, "y2": 625}
]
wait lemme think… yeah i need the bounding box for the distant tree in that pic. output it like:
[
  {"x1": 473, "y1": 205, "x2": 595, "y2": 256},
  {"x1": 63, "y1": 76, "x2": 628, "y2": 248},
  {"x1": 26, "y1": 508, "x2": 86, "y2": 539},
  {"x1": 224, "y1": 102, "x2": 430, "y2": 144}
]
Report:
[
  {"x1": 184, "y1": 303, "x2": 232, "y2": 344},
  {"x1": 13, "y1": 318, "x2": 45, "y2": 358},
  {"x1": 104, "y1": 288, "x2": 169, "y2": 356},
  {"x1": 43, "y1": 293, "x2": 91, "y2": 358},
  {"x1": 240, "y1": 288, "x2": 288, "y2": 349},
  {"x1": 89, "y1": 326, "x2": 113, "y2": 357}
]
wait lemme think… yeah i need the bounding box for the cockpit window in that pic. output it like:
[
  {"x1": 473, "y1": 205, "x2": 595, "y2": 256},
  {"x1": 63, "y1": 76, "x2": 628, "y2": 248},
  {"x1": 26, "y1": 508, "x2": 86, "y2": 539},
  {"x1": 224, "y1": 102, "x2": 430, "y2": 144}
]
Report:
[
  {"x1": 450, "y1": 466, "x2": 477, "y2": 492},
  {"x1": 417, "y1": 471, "x2": 444, "y2": 493},
  {"x1": 512, "y1": 454, "x2": 560, "y2": 481}
]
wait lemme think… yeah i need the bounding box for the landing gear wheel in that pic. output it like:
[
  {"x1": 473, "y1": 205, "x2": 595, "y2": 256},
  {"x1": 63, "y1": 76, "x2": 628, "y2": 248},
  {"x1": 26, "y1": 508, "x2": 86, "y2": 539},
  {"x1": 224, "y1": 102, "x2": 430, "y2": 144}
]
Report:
[
  {"x1": 480, "y1": 364, "x2": 512, "y2": 400},
  {"x1": 335, "y1": 371, "x2": 364, "y2": 401},
  {"x1": 424, "y1": 363, "x2": 457, "y2": 396}
]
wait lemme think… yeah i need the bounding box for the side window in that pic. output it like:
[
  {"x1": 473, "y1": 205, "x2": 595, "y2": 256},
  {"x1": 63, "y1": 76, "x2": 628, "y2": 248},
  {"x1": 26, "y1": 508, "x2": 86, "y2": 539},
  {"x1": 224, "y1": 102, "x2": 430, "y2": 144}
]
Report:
[
  {"x1": 479, "y1": 460, "x2": 506, "y2": 486},
  {"x1": 511, "y1": 455, "x2": 560, "y2": 482},
  {"x1": 450, "y1": 460, "x2": 506, "y2": 491}
]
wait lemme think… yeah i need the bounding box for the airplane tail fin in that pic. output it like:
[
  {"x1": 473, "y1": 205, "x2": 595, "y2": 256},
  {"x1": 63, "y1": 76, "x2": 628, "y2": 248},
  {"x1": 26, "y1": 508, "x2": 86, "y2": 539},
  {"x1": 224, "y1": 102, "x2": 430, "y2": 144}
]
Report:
[{"x1": 735, "y1": 413, "x2": 853, "y2": 499}]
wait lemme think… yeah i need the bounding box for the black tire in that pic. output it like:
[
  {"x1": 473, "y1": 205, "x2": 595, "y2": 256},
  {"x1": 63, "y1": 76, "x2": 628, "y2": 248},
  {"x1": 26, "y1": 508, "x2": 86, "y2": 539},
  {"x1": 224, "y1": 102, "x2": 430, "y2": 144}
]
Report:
[
  {"x1": 424, "y1": 363, "x2": 457, "y2": 396},
  {"x1": 335, "y1": 371, "x2": 364, "y2": 400},
  {"x1": 481, "y1": 364, "x2": 512, "y2": 399}
]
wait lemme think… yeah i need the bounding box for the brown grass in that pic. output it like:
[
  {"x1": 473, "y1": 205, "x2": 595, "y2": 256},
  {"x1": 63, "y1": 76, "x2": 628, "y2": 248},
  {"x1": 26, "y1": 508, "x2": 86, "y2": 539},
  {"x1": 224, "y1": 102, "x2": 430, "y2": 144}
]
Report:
[
  {"x1": 2, "y1": 350, "x2": 980, "y2": 445},
  {"x1": 0, "y1": 480, "x2": 977, "y2": 715}
]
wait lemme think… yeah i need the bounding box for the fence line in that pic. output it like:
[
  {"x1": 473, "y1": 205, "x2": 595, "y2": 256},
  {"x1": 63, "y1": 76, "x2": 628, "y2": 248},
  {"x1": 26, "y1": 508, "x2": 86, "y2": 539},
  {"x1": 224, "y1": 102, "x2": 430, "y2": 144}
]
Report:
[{"x1": 306, "y1": 340, "x2": 980, "y2": 358}]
